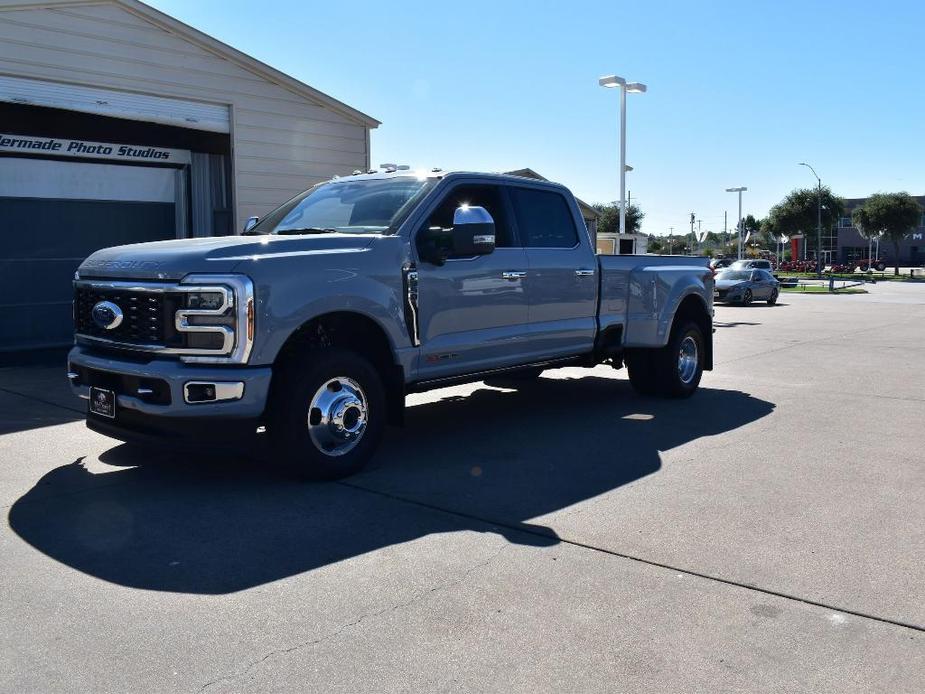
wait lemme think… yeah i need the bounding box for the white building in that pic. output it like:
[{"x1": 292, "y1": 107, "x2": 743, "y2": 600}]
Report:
[
  {"x1": 0, "y1": 0, "x2": 378, "y2": 351},
  {"x1": 595, "y1": 232, "x2": 648, "y2": 255}
]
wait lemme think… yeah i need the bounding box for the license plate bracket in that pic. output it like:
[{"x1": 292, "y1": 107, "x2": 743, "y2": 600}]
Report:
[{"x1": 89, "y1": 386, "x2": 116, "y2": 419}]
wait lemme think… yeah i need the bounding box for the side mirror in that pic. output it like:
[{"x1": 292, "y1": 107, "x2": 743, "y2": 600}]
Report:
[
  {"x1": 243, "y1": 216, "x2": 259, "y2": 233},
  {"x1": 451, "y1": 205, "x2": 496, "y2": 256},
  {"x1": 417, "y1": 205, "x2": 496, "y2": 266}
]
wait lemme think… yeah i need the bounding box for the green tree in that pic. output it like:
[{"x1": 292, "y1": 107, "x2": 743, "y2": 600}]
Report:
[
  {"x1": 852, "y1": 193, "x2": 923, "y2": 275},
  {"x1": 741, "y1": 214, "x2": 761, "y2": 237},
  {"x1": 648, "y1": 237, "x2": 663, "y2": 253},
  {"x1": 768, "y1": 187, "x2": 844, "y2": 268},
  {"x1": 592, "y1": 202, "x2": 645, "y2": 236}
]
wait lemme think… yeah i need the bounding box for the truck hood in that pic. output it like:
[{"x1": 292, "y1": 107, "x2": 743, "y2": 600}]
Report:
[{"x1": 78, "y1": 234, "x2": 377, "y2": 280}]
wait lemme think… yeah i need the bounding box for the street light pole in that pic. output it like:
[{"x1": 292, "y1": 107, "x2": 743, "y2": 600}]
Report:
[
  {"x1": 799, "y1": 162, "x2": 823, "y2": 274},
  {"x1": 599, "y1": 75, "x2": 647, "y2": 237},
  {"x1": 726, "y1": 187, "x2": 747, "y2": 259}
]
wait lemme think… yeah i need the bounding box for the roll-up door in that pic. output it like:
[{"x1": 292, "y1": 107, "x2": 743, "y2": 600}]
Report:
[
  {"x1": 0, "y1": 158, "x2": 181, "y2": 350},
  {"x1": 0, "y1": 75, "x2": 229, "y2": 133}
]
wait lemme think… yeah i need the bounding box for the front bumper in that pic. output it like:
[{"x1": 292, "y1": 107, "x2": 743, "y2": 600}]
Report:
[{"x1": 67, "y1": 345, "x2": 272, "y2": 443}]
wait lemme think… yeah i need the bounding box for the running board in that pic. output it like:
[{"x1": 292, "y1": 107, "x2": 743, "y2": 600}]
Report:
[{"x1": 408, "y1": 356, "x2": 584, "y2": 393}]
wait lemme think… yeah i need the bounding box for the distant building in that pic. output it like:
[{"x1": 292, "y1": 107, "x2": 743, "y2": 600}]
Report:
[
  {"x1": 835, "y1": 196, "x2": 925, "y2": 265},
  {"x1": 0, "y1": 0, "x2": 378, "y2": 351},
  {"x1": 595, "y1": 232, "x2": 648, "y2": 256}
]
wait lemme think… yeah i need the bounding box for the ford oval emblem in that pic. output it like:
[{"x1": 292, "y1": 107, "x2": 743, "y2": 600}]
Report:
[{"x1": 91, "y1": 301, "x2": 124, "y2": 330}]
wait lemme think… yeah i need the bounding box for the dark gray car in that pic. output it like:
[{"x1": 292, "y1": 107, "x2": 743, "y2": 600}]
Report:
[{"x1": 714, "y1": 269, "x2": 780, "y2": 305}]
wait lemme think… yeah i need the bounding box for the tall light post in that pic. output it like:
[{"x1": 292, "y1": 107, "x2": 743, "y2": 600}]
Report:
[
  {"x1": 725, "y1": 186, "x2": 747, "y2": 259},
  {"x1": 799, "y1": 162, "x2": 823, "y2": 274},
  {"x1": 599, "y1": 75, "x2": 646, "y2": 237}
]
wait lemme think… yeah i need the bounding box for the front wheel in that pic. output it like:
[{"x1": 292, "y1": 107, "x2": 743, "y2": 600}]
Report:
[
  {"x1": 742, "y1": 289, "x2": 753, "y2": 305},
  {"x1": 268, "y1": 349, "x2": 386, "y2": 480},
  {"x1": 767, "y1": 289, "x2": 779, "y2": 305}
]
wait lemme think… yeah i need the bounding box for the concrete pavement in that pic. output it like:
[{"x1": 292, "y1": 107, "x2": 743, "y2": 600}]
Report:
[{"x1": 1, "y1": 282, "x2": 923, "y2": 692}]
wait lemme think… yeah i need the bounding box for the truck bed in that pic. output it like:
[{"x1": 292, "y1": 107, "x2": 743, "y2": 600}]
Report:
[{"x1": 597, "y1": 254, "x2": 713, "y2": 349}]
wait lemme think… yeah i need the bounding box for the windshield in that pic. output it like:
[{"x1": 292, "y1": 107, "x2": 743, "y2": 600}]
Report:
[
  {"x1": 717, "y1": 271, "x2": 752, "y2": 281},
  {"x1": 249, "y1": 177, "x2": 433, "y2": 235}
]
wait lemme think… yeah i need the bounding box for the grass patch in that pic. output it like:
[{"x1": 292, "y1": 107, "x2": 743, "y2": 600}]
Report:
[
  {"x1": 781, "y1": 286, "x2": 868, "y2": 294},
  {"x1": 780, "y1": 272, "x2": 922, "y2": 282}
]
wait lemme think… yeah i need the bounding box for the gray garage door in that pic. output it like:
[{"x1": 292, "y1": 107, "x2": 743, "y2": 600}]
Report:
[{"x1": 0, "y1": 158, "x2": 179, "y2": 351}]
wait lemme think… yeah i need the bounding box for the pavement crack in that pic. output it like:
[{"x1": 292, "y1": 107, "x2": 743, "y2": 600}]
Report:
[
  {"x1": 339, "y1": 481, "x2": 925, "y2": 634},
  {"x1": 196, "y1": 545, "x2": 504, "y2": 693}
]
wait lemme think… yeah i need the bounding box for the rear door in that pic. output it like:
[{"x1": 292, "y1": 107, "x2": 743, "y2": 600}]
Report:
[
  {"x1": 508, "y1": 186, "x2": 598, "y2": 359},
  {"x1": 413, "y1": 182, "x2": 530, "y2": 380}
]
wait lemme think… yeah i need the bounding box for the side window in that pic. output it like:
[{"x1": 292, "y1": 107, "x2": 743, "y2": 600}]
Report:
[
  {"x1": 425, "y1": 184, "x2": 515, "y2": 248},
  {"x1": 509, "y1": 187, "x2": 579, "y2": 248}
]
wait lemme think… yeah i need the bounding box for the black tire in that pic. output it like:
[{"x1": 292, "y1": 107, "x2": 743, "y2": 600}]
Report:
[
  {"x1": 482, "y1": 367, "x2": 545, "y2": 388},
  {"x1": 767, "y1": 289, "x2": 778, "y2": 305},
  {"x1": 652, "y1": 320, "x2": 705, "y2": 398},
  {"x1": 875, "y1": 262, "x2": 886, "y2": 272},
  {"x1": 742, "y1": 289, "x2": 753, "y2": 305},
  {"x1": 268, "y1": 349, "x2": 386, "y2": 480},
  {"x1": 625, "y1": 349, "x2": 660, "y2": 396}
]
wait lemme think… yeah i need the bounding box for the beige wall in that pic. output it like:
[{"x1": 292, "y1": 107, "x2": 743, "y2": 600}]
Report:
[{"x1": 0, "y1": 1, "x2": 371, "y2": 230}]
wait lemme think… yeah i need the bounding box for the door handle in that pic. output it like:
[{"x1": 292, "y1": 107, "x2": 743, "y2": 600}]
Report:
[
  {"x1": 501, "y1": 271, "x2": 527, "y2": 281},
  {"x1": 575, "y1": 269, "x2": 596, "y2": 277}
]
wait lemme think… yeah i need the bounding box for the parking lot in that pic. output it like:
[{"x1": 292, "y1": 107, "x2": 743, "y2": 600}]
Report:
[{"x1": 1, "y1": 283, "x2": 923, "y2": 692}]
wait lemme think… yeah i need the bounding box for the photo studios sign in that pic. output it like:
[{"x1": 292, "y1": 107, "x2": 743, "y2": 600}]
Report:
[{"x1": 0, "y1": 134, "x2": 191, "y2": 165}]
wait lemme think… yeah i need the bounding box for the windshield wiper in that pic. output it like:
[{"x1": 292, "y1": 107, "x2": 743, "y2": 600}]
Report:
[{"x1": 275, "y1": 227, "x2": 340, "y2": 235}]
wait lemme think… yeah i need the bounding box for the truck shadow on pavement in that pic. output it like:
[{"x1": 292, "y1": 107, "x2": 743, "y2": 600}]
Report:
[{"x1": 8, "y1": 375, "x2": 774, "y2": 594}]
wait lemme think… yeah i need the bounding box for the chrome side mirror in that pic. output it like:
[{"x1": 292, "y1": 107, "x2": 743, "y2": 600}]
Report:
[
  {"x1": 451, "y1": 205, "x2": 496, "y2": 256},
  {"x1": 243, "y1": 216, "x2": 259, "y2": 233}
]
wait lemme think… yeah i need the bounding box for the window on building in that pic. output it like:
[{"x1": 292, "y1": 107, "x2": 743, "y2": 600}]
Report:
[{"x1": 839, "y1": 216, "x2": 853, "y2": 228}]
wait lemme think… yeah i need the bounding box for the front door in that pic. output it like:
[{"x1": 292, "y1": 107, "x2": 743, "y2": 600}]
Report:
[{"x1": 414, "y1": 183, "x2": 529, "y2": 380}]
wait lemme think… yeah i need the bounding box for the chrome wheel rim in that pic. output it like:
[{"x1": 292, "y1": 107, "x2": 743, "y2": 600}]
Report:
[
  {"x1": 307, "y1": 377, "x2": 368, "y2": 457},
  {"x1": 743, "y1": 289, "x2": 752, "y2": 304},
  {"x1": 677, "y1": 335, "x2": 699, "y2": 385}
]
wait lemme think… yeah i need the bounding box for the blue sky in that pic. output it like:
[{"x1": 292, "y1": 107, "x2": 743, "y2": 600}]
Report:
[{"x1": 148, "y1": 0, "x2": 924, "y2": 236}]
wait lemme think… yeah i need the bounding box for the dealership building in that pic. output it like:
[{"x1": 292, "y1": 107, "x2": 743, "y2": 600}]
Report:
[
  {"x1": 835, "y1": 196, "x2": 925, "y2": 266},
  {"x1": 0, "y1": 0, "x2": 378, "y2": 351}
]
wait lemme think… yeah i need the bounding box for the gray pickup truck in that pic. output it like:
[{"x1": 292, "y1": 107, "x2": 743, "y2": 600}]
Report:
[{"x1": 68, "y1": 170, "x2": 714, "y2": 478}]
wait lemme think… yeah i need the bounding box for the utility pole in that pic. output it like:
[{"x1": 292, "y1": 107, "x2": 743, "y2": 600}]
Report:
[
  {"x1": 690, "y1": 212, "x2": 695, "y2": 255},
  {"x1": 669, "y1": 227, "x2": 674, "y2": 254},
  {"x1": 723, "y1": 211, "x2": 727, "y2": 252},
  {"x1": 725, "y1": 187, "x2": 747, "y2": 259}
]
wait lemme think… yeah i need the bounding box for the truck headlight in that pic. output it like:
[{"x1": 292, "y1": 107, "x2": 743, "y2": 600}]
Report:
[
  {"x1": 186, "y1": 291, "x2": 225, "y2": 311},
  {"x1": 176, "y1": 275, "x2": 255, "y2": 364}
]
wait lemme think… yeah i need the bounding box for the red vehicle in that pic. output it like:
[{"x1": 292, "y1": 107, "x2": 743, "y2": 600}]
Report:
[{"x1": 856, "y1": 258, "x2": 887, "y2": 272}]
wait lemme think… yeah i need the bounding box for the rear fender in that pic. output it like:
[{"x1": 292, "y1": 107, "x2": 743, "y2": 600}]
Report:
[{"x1": 624, "y1": 266, "x2": 711, "y2": 349}]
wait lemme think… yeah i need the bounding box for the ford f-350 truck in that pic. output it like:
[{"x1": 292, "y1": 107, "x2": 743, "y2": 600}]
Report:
[{"x1": 68, "y1": 170, "x2": 714, "y2": 478}]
